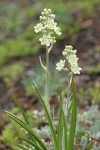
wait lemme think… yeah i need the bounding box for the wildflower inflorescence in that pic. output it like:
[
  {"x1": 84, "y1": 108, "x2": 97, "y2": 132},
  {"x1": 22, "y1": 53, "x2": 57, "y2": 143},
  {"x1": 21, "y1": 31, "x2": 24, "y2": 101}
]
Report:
[
  {"x1": 56, "y1": 45, "x2": 82, "y2": 74},
  {"x1": 34, "y1": 8, "x2": 81, "y2": 74},
  {"x1": 34, "y1": 8, "x2": 62, "y2": 47}
]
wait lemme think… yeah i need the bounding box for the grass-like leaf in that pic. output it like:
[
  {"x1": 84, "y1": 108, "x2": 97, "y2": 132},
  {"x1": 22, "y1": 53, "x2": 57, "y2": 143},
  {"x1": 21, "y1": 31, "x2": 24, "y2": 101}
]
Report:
[
  {"x1": 32, "y1": 82, "x2": 60, "y2": 150},
  {"x1": 57, "y1": 99, "x2": 63, "y2": 145},
  {"x1": 68, "y1": 100, "x2": 73, "y2": 117},
  {"x1": 68, "y1": 77, "x2": 77, "y2": 150},
  {"x1": 13, "y1": 97, "x2": 30, "y2": 126},
  {"x1": 21, "y1": 137, "x2": 43, "y2": 150},
  {"x1": 13, "y1": 97, "x2": 37, "y2": 144},
  {"x1": 59, "y1": 93, "x2": 68, "y2": 150},
  {"x1": 15, "y1": 144, "x2": 29, "y2": 150},
  {"x1": 5, "y1": 111, "x2": 47, "y2": 150}
]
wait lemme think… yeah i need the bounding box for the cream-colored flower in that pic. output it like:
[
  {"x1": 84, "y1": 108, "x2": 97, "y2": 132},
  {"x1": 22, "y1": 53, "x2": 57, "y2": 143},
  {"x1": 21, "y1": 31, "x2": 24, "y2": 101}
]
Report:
[
  {"x1": 46, "y1": 19, "x2": 57, "y2": 29},
  {"x1": 68, "y1": 54, "x2": 78, "y2": 65},
  {"x1": 34, "y1": 23, "x2": 44, "y2": 33},
  {"x1": 56, "y1": 60, "x2": 65, "y2": 71},
  {"x1": 39, "y1": 34, "x2": 54, "y2": 46},
  {"x1": 54, "y1": 27, "x2": 62, "y2": 35},
  {"x1": 70, "y1": 65, "x2": 82, "y2": 74},
  {"x1": 40, "y1": 16, "x2": 47, "y2": 21}
]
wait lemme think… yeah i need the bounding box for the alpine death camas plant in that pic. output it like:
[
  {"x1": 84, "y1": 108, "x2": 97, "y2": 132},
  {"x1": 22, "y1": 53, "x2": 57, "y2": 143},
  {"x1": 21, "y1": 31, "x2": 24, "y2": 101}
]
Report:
[
  {"x1": 34, "y1": 8, "x2": 62, "y2": 113},
  {"x1": 6, "y1": 8, "x2": 84, "y2": 150}
]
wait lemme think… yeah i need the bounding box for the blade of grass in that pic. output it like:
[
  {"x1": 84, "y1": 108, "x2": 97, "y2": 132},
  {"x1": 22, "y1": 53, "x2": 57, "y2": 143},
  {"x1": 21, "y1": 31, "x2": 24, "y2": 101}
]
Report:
[
  {"x1": 21, "y1": 137, "x2": 43, "y2": 150},
  {"x1": 68, "y1": 77, "x2": 77, "y2": 150},
  {"x1": 5, "y1": 111, "x2": 47, "y2": 150},
  {"x1": 13, "y1": 97, "x2": 37, "y2": 144},
  {"x1": 32, "y1": 82, "x2": 60, "y2": 150}
]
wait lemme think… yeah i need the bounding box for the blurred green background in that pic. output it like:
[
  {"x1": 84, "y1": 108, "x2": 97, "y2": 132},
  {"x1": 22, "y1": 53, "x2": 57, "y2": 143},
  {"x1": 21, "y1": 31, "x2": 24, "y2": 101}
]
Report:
[{"x1": 0, "y1": 0, "x2": 100, "y2": 149}]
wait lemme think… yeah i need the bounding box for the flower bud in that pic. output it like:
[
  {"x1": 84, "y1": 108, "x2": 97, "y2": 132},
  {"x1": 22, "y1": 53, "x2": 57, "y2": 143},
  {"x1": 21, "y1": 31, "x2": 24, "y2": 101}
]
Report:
[
  {"x1": 50, "y1": 14, "x2": 55, "y2": 19},
  {"x1": 65, "y1": 45, "x2": 73, "y2": 50},
  {"x1": 41, "y1": 12, "x2": 45, "y2": 16},
  {"x1": 73, "y1": 50, "x2": 77, "y2": 54},
  {"x1": 44, "y1": 8, "x2": 47, "y2": 12},
  {"x1": 40, "y1": 16, "x2": 43, "y2": 20},
  {"x1": 40, "y1": 16, "x2": 47, "y2": 21},
  {"x1": 48, "y1": 9, "x2": 52, "y2": 13}
]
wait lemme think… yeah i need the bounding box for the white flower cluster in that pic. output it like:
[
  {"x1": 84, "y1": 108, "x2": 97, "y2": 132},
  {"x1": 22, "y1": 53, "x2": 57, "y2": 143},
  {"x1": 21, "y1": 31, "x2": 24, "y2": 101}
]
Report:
[
  {"x1": 34, "y1": 8, "x2": 62, "y2": 47},
  {"x1": 56, "y1": 45, "x2": 82, "y2": 74}
]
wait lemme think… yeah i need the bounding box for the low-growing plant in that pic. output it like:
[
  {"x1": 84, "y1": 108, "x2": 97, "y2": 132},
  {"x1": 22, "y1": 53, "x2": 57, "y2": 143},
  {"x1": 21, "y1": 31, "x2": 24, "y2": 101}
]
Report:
[
  {"x1": 86, "y1": 64, "x2": 100, "y2": 75},
  {"x1": 0, "y1": 3, "x2": 27, "y2": 36},
  {"x1": 0, "y1": 62, "x2": 25, "y2": 86},
  {"x1": 6, "y1": 8, "x2": 96, "y2": 150},
  {"x1": 0, "y1": 38, "x2": 39, "y2": 67},
  {"x1": 79, "y1": 84, "x2": 100, "y2": 105},
  {"x1": 77, "y1": 106, "x2": 100, "y2": 150},
  {"x1": 0, "y1": 122, "x2": 26, "y2": 149}
]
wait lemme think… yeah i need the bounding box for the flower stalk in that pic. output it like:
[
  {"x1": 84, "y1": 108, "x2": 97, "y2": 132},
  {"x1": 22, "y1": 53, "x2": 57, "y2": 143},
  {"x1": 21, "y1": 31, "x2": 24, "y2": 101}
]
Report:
[{"x1": 46, "y1": 46, "x2": 50, "y2": 112}]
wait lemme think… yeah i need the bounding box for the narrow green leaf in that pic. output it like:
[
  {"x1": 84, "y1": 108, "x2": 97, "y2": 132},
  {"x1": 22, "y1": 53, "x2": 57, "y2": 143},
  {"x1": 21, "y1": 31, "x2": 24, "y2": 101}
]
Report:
[
  {"x1": 16, "y1": 144, "x2": 29, "y2": 150},
  {"x1": 68, "y1": 100, "x2": 73, "y2": 117},
  {"x1": 68, "y1": 77, "x2": 77, "y2": 150},
  {"x1": 13, "y1": 97, "x2": 37, "y2": 144},
  {"x1": 32, "y1": 82, "x2": 60, "y2": 150},
  {"x1": 13, "y1": 97, "x2": 30, "y2": 126},
  {"x1": 5, "y1": 111, "x2": 47, "y2": 150},
  {"x1": 57, "y1": 101, "x2": 63, "y2": 145},
  {"x1": 21, "y1": 137, "x2": 43, "y2": 150},
  {"x1": 59, "y1": 93, "x2": 68, "y2": 150}
]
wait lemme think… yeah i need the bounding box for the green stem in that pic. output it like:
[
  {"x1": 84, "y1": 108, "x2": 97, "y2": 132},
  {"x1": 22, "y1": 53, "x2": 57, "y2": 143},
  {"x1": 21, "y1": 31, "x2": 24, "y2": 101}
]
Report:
[
  {"x1": 67, "y1": 73, "x2": 73, "y2": 150},
  {"x1": 46, "y1": 46, "x2": 50, "y2": 113},
  {"x1": 67, "y1": 72, "x2": 72, "y2": 111},
  {"x1": 68, "y1": 77, "x2": 77, "y2": 150},
  {"x1": 63, "y1": 72, "x2": 72, "y2": 117}
]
